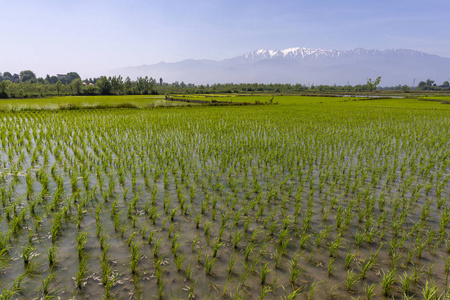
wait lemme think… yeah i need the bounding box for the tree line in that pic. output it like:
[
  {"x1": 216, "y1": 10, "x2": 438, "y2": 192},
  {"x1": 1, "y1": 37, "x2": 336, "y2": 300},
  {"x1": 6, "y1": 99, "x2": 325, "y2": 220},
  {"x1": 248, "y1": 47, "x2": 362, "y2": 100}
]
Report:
[
  {"x1": 2, "y1": 70, "x2": 435, "y2": 99},
  {"x1": 416, "y1": 79, "x2": 450, "y2": 91}
]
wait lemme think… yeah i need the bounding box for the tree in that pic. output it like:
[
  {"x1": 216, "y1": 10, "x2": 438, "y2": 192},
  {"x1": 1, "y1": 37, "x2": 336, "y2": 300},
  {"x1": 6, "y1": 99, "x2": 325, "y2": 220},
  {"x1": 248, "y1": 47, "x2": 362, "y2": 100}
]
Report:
[
  {"x1": 64, "y1": 72, "x2": 81, "y2": 84},
  {"x1": 20, "y1": 70, "x2": 36, "y2": 82},
  {"x1": 110, "y1": 76, "x2": 124, "y2": 95},
  {"x1": 0, "y1": 81, "x2": 8, "y2": 98},
  {"x1": 402, "y1": 85, "x2": 409, "y2": 93},
  {"x1": 2, "y1": 72, "x2": 12, "y2": 81},
  {"x1": 366, "y1": 76, "x2": 381, "y2": 92},
  {"x1": 56, "y1": 81, "x2": 62, "y2": 96},
  {"x1": 159, "y1": 78, "x2": 163, "y2": 86},
  {"x1": 72, "y1": 78, "x2": 83, "y2": 95},
  {"x1": 96, "y1": 76, "x2": 112, "y2": 95},
  {"x1": 443, "y1": 81, "x2": 449, "y2": 88}
]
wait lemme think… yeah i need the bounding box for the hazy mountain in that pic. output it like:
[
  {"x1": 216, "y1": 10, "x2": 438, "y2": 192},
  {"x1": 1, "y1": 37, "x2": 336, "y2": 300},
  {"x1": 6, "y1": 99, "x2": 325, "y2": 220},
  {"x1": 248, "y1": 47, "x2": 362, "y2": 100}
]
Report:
[{"x1": 110, "y1": 47, "x2": 450, "y2": 86}]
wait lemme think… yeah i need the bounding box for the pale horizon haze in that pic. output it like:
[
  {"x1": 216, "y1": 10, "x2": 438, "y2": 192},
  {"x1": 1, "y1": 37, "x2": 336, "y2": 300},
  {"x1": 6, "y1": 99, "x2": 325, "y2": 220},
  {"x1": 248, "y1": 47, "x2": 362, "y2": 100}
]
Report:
[{"x1": 2, "y1": 0, "x2": 450, "y2": 79}]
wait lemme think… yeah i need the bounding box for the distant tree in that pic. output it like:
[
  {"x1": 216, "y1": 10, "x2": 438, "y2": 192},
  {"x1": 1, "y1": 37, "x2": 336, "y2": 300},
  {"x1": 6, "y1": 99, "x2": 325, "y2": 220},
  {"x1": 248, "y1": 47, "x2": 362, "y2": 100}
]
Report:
[
  {"x1": 49, "y1": 76, "x2": 59, "y2": 84},
  {"x1": 417, "y1": 79, "x2": 437, "y2": 90},
  {"x1": 64, "y1": 72, "x2": 81, "y2": 84},
  {"x1": 96, "y1": 76, "x2": 112, "y2": 95},
  {"x1": 72, "y1": 78, "x2": 83, "y2": 95},
  {"x1": 20, "y1": 70, "x2": 36, "y2": 82},
  {"x1": 0, "y1": 81, "x2": 8, "y2": 98},
  {"x1": 366, "y1": 76, "x2": 381, "y2": 91},
  {"x1": 159, "y1": 78, "x2": 163, "y2": 86},
  {"x1": 124, "y1": 77, "x2": 132, "y2": 94},
  {"x1": 443, "y1": 81, "x2": 449, "y2": 88},
  {"x1": 56, "y1": 81, "x2": 62, "y2": 96},
  {"x1": 2, "y1": 72, "x2": 12, "y2": 81},
  {"x1": 402, "y1": 85, "x2": 409, "y2": 93},
  {"x1": 110, "y1": 76, "x2": 124, "y2": 94}
]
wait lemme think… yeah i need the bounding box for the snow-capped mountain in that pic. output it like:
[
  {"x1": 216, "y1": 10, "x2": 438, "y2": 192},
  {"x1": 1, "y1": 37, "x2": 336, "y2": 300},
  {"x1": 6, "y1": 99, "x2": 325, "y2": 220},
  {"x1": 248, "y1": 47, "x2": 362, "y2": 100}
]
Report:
[{"x1": 111, "y1": 47, "x2": 450, "y2": 86}]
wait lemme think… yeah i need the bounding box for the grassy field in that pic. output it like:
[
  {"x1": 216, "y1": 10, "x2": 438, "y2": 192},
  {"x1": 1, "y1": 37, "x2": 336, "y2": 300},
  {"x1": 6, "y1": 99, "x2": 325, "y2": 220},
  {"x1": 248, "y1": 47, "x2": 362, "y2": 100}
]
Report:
[
  {"x1": 0, "y1": 95, "x2": 449, "y2": 299},
  {"x1": 0, "y1": 95, "x2": 188, "y2": 110}
]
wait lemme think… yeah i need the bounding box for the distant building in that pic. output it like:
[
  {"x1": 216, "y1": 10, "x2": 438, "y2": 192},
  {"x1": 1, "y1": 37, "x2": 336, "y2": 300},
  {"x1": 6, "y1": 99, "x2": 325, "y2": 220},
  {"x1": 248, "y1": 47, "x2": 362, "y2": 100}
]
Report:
[{"x1": 57, "y1": 74, "x2": 67, "y2": 80}]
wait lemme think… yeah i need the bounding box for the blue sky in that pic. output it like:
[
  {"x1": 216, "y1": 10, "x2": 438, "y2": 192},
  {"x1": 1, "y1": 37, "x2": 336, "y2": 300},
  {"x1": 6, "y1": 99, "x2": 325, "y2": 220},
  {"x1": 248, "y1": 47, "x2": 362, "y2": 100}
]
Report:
[{"x1": 1, "y1": 0, "x2": 449, "y2": 78}]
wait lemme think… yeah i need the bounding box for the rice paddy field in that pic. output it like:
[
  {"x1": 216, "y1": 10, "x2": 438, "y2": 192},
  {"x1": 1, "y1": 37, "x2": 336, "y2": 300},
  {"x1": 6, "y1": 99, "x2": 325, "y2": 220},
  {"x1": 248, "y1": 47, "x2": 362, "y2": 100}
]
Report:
[
  {"x1": 0, "y1": 95, "x2": 184, "y2": 111},
  {"x1": 1, "y1": 95, "x2": 450, "y2": 299}
]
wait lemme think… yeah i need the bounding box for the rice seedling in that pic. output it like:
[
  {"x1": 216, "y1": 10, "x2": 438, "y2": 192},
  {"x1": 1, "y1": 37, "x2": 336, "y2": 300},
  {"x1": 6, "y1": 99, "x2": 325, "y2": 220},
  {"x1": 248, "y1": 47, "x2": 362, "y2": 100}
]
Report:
[
  {"x1": 76, "y1": 256, "x2": 88, "y2": 289},
  {"x1": 345, "y1": 250, "x2": 357, "y2": 269},
  {"x1": 289, "y1": 253, "x2": 303, "y2": 286},
  {"x1": 380, "y1": 267, "x2": 396, "y2": 296},
  {"x1": 204, "y1": 255, "x2": 217, "y2": 276},
  {"x1": 260, "y1": 262, "x2": 272, "y2": 285},
  {"x1": 346, "y1": 269, "x2": 360, "y2": 291},
  {"x1": 422, "y1": 280, "x2": 441, "y2": 300}
]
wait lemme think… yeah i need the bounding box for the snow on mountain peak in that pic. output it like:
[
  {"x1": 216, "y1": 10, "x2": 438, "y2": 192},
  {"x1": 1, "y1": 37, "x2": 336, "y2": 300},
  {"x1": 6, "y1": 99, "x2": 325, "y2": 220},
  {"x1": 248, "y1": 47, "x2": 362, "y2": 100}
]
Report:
[{"x1": 242, "y1": 47, "x2": 429, "y2": 61}]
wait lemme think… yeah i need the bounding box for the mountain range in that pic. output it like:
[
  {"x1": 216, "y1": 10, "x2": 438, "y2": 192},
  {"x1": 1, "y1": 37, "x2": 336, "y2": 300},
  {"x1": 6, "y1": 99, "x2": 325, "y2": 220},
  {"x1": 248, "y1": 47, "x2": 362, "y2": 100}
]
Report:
[{"x1": 110, "y1": 47, "x2": 450, "y2": 86}]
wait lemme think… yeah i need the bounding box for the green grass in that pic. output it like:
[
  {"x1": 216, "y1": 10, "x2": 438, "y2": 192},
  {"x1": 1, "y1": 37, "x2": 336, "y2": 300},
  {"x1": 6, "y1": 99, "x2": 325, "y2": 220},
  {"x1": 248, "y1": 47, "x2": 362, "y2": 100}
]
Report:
[{"x1": 0, "y1": 94, "x2": 180, "y2": 110}]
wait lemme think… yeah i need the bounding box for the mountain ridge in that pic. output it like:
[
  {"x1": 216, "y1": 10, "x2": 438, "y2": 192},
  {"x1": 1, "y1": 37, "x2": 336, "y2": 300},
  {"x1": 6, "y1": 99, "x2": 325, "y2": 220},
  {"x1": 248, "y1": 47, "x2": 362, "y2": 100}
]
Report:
[{"x1": 110, "y1": 47, "x2": 450, "y2": 86}]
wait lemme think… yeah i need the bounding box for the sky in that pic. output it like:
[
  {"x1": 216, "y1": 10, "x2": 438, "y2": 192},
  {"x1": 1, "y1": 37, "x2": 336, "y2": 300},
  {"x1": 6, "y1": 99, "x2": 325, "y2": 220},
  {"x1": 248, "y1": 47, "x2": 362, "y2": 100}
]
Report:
[{"x1": 1, "y1": 0, "x2": 449, "y2": 78}]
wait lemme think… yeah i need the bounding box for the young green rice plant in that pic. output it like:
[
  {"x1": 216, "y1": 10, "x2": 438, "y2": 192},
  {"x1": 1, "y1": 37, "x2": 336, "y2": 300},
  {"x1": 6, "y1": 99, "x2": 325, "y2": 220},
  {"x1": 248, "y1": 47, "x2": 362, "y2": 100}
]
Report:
[
  {"x1": 212, "y1": 239, "x2": 223, "y2": 258},
  {"x1": 245, "y1": 242, "x2": 256, "y2": 261},
  {"x1": 406, "y1": 247, "x2": 415, "y2": 265},
  {"x1": 174, "y1": 252, "x2": 184, "y2": 272},
  {"x1": 204, "y1": 220, "x2": 212, "y2": 236},
  {"x1": 77, "y1": 230, "x2": 88, "y2": 260},
  {"x1": 282, "y1": 286, "x2": 304, "y2": 300},
  {"x1": 197, "y1": 246, "x2": 204, "y2": 265},
  {"x1": 156, "y1": 266, "x2": 165, "y2": 299},
  {"x1": 422, "y1": 281, "x2": 441, "y2": 300},
  {"x1": 130, "y1": 241, "x2": 142, "y2": 274},
  {"x1": 299, "y1": 233, "x2": 311, "y2": 249},
  {"x1": 168, "y1": 223, "x2": 175, "y2": 238},
  {"x1": 380, "y1": 267, "x2": 396, "y2": 296},
  {"x1": 76, "y1": 256, "x2": 88, "y2": 289},
  {"x1": 21, "y1": 243, "x2": 35, "y2": 266},
  {"x1": 359, "y1": 257, "x2": 373, "y2": 279},
  {"x1": 153, "y1": 238, "x2": 161, "y2": 258},
  {"x1": 233, "y1": 230, "x2": 243, "y2": 249},
  {"x1": 329, "y1": 236, "x2": 341, "y2": 257},
  {"x1": 185, "y1": 259, "x2": 193, "y2": 280},
  {"x1": 187, "y1": 279, "x2": 197, "y2": 300},
  {"x1": 244, "y1": 218, "x2": 251, "y2": 232},
  {"x1": 346, "y1": 269, "x2": 360, "y2": 291},
  {"x1": 364, "y1": 283, "x2": 376, "y2": 300},
  {"x1": 259, "y1": 285, "x2": 272, "y2": 300},
  {"x1": 51, "y1": 213, "x2": 62, "y2": 243},
  {"x1": 204, "y1": 255, "x2": 217, "y2": 276},
  {"x1": 412, "y1": 265, "x2": 424, "y2": 285},
  {"x1": 260, "y1": 262, "x2": 272, "y2": 285},
  {"x1": 307, "y1": 281, "x2": 322, "y2": 300},
  {"x1": 415, "y1": 241, "x2": 426, "y2": 259},
  {"x1": 45, "y1": 243, "x2": 57, "y2": 267},
  {"x1": 444, "y1": 256, "x2": 450, "y2": 293},
  {"x1": 227, "y1": 254, "x2": 236, "y2": 277},
  {"x1": 171, "y1": 236, "x2": 181, "y2": 257},
  {"x1": 41, "y1": 271, "x2": 55, "y2": 296},
  {"x1": 345, "y1": 250, "x2": 357, "y2": 269},
  {"x1": 289, "y1": 253, "x2": 303, "y2": 286},
  {"x1": 400, "y1": 271, "x2": 412, "y2": 295}
]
